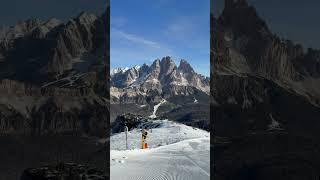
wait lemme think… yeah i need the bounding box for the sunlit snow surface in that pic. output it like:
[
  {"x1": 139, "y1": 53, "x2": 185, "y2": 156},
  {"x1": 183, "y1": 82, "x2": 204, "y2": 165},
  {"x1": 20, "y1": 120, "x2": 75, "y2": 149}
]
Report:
[{"x1": 110, "y1": 120, "x2": 210, "y2": 180}]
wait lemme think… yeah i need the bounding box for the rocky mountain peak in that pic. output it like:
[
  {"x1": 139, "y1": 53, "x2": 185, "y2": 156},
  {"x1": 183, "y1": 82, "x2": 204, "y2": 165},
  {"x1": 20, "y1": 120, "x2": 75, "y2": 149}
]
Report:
[
  {"x1": 43, "y1": 18, "x2": 62, "y2": 29},
  {"x1": 141, "y1": 63, "x2": 149, "y2": 68},
  {"x1": 225, "y1": 0, "x2": 248, "y2": 10},
  {"x1": 31, "y1": 18, "x2": 62, "y2": 39},
  {"x1": 76, "y1": 11, "x2": 97, "y2": 25},
  {"x1": 160, "y1": 56, "x2": 175, "y2": 67},
  {"x1": 161, "y1": 56, "x2": 174, "y2": 63},
  {"x1": 178, "y1": 59, "x2": 194, "y2": 74},
  {"x1": 139, "y1": 63, "x2": 150, "y2": 74},
  {"x1": 16, "y1": 18, "x2": 42, "y2": 32},
  {"x1": 221, "y1": 0, "x2": 270, "y2": 39},
  {"x1": 160, "y1": 56, "x2": 177, "y2": 76},
  {"x1": 150, "y1": 58, "x2": 161, "y2": 70}
]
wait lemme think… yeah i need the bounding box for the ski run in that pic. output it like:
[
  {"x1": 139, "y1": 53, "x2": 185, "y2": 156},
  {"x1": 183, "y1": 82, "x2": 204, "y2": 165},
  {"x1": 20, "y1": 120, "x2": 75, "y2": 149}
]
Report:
[{"x1": 110, "y1": 119, "x2": 210, "y2": 180}]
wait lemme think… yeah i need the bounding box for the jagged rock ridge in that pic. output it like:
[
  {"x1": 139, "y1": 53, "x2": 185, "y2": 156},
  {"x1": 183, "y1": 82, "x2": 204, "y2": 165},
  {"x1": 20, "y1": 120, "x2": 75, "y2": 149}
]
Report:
[{"x1": 110, "y1": 57, "x2": 209, "y2": 104}]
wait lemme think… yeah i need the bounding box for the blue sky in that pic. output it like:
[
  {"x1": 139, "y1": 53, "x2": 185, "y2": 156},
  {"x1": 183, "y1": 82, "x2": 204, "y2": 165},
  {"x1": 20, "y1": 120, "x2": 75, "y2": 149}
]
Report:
[
  {"x1": 212, "y1": 0, "x2": 320, "y2": 50},
  {"x1": 0, "y1": 0, "x2": 105, "y2": 26},
  {"x1": 111, "y1": 0, "x2": 210, "y2": 76}
]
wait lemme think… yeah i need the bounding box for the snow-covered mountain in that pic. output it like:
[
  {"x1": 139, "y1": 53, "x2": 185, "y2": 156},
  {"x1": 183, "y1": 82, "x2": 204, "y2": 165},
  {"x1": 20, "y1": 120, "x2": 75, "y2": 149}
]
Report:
[
  {"x1": 110, "y1": 58, "x2": 210, "y2": 131},
  {"x1": 110, "y1": 57, "x2": 209, "y2": 104}
]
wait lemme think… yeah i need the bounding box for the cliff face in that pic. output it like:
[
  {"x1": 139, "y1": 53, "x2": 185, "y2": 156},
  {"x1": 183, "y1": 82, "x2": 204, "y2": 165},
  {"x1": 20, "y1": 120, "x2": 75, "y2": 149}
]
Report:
[
  {"x1": 212, "y1": 0, "x2": 320, "y2": 137},
  {"x1": 0, "y1": 8, "x2": 109, "y2": 137}
]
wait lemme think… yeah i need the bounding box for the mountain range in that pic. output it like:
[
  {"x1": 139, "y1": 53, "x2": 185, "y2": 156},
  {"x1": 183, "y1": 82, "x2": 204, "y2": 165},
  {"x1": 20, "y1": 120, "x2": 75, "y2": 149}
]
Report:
[
  {"x1": 212, "y1": 0, "x2": 320, "y2": 179},
  {"x1": 0, "y1": 11, "x2": 108, "y2": 86},
  {"x1": 111, "y1": 57, "x2": 209, "y2": 103},
  {"x1": 0, "y1": 10, "x2": 109, "y2": 136},
  {"x1": 110, "y1": 57, "x2": 210, "y2": 130}
]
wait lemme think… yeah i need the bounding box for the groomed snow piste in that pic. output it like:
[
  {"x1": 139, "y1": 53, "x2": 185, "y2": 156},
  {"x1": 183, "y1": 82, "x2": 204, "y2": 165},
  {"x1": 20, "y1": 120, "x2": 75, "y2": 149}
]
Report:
[{"x1": 110, "y1": 120, "x2": 210, "y2": 180}]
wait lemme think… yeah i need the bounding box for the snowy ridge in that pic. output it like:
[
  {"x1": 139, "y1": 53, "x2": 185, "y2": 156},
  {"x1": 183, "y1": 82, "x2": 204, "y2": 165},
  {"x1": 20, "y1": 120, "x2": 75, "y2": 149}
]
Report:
[{"x1": 111, "y1": 67, "x2": 130, "y2": 75}]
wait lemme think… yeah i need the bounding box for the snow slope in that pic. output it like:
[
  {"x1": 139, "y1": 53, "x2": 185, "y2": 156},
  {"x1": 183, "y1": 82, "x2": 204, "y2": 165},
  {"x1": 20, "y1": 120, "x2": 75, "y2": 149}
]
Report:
[
  {"x1": 149, "y1": 99, "x2": 167, "y2": 119},
  {"x1": 110, "y1": 120, "x2": 210, "y2": 180}
]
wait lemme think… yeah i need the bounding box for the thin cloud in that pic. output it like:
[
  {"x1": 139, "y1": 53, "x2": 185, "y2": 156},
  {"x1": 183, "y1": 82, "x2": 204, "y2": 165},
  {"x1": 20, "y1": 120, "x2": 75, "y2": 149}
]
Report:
[
  {"x1": 164, "y1": 16, "x2": 209, "y2": 50},
  {"x1": 165, "y1": 17, "x2": 197, "y2": 38},
  {"x1": 111, "y1": 16, "x2": 127, "y2": 27},
  {"x1": 112, "y1": 28, "x2": 160, "y2": 48}
]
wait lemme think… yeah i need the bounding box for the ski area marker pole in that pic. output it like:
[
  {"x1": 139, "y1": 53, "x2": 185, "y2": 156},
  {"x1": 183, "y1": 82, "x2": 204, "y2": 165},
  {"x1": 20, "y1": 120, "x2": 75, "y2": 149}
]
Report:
[{"x1": 125, "y1": 126, "x2": 128, "y2": 150}]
